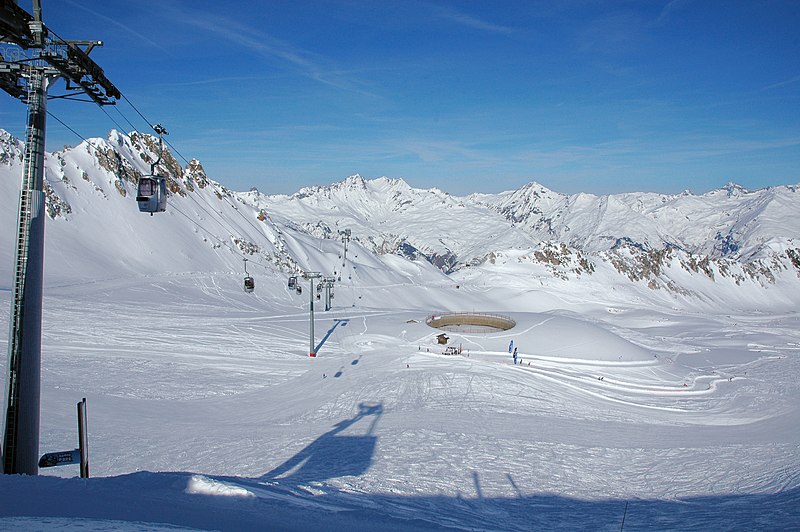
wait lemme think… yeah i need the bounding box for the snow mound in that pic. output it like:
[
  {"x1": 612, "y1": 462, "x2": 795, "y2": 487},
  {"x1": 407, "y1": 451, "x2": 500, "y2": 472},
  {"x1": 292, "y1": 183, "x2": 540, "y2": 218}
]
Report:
[
  {"x1": 518, "y1": 314, "x2": 653, "y2": 362},
  {"x1": 439, "y1": 313, "x2": 654, "y2": 362}
]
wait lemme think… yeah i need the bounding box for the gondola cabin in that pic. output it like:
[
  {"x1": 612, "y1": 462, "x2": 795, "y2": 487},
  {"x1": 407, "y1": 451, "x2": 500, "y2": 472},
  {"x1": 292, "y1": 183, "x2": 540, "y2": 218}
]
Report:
[
  {"x1": 137, "y1": 176, "x2": 167, "y2": 214},
  {"x1": 244, "y1": 276, "x2": 255, "y2": 293},
  {"x1": 288, "y1": 276, "x2": 297, "y2": 289}
]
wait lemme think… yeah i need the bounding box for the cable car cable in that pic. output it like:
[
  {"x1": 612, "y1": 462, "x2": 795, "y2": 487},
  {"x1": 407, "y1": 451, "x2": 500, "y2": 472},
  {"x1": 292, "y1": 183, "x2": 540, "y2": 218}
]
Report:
[
  {"x1": 167, "y1": 204, "x2": 272, "y2": 297},
  {"x1": 46, "y1": 110, "x2": 90, "y2": 144},
  {"x1": 45, "y1": 112, "x2": 134, "y2": 195},
  {"x1": 178, "y1": 173, "x2": 282, "y2": 267},
  {"x1": 120, "y1": 93, "x2": 156, "y2": 132},
  {"x1": 112, "y1": 105, "x2": 139, "y2": 134},
  {"x1": 38, "y1": 112, "x2": 299, "y2": 284},
  {"x1": 34, "y1": 113, "x2": 237, "y2": 262},
  {"x1": 170, "y1": 202, "x2": 275, "y2": 272},
  {"x1": 33, "y1": 111, "x2": 270, "y2": 276},
  {"x1": 213, "y1": 189, "x2": 279, "y2": 251},
  {"x1": 43, "y1": 89, "x2": 282, "y2": 276},
  {"x1": 162, "y1": 136, "x2": 190, "y2": 167},
  {"x1": 97, "y1": 92, "x2": 270, "y2": 243},
  {"x1": 182, "y1": 187, "x2": 258, "y2": 253},
  {"x1": 118, "y1": 95, "x2": 190, "y2": 168},
  {"x1": 170, "y1": 203, "x2": 246, "y2": 258},
  {"x1": 53, "y1": 90, "x2": 297, "y2": 277},
  {"x1": 99, "y1": 106, "x2": 131, "y2": 136},
  {"x1": 108, "y1": 93, "x2": 246, "y2": 230}
]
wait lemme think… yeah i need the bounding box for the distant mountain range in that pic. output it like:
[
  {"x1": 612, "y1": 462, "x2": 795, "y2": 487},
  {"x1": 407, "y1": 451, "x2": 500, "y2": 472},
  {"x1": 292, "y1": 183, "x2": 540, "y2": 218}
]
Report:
[
  {"x1": 1, "y1": 129, "x2": 799, "y2": 299},
  {"x1": 247, "y1": 173, "x2": 800, "y2": 264},
  {"x1": 244, "y1": 172, "x2": 800, "y2": 293}
]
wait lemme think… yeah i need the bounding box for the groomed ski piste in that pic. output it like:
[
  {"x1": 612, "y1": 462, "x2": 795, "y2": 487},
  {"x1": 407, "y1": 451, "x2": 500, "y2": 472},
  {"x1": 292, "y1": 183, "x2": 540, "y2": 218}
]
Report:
[{"x1": 1, "y1": 263, "x2": 799, "y2": 531}]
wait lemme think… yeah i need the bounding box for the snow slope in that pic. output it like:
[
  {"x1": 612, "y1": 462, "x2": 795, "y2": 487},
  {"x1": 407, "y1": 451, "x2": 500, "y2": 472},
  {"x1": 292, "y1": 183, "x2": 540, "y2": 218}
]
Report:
[{"x1": 0, "y1": 272, "x2": 798, "y2": 530}]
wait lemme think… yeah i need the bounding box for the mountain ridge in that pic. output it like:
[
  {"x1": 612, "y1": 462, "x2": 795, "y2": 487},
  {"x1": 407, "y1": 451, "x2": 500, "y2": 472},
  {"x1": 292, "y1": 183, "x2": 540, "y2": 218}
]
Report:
[
  {"x1": 250, "y1": 171, "x2": 799, "y2": 271},
  {"x1": 1, "y1": 129, "x2": 799, "y2": 304}
]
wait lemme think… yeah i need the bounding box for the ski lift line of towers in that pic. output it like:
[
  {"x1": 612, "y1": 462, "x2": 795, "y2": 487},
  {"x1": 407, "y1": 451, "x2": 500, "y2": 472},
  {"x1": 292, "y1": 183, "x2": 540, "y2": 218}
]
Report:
[
  {"x1": 145, "y1": 157, "x2": 347, "y2": 355},
  {"x1": 147, "y1": 149, "x2": 349, "y2": 353},
  {"x1": 289, "y1": 273, "x2": 337, "y2": 357},
  {"x1": 287, "y1": 230, "x2": 351, "y2": 357},
  {"x1": 134, "y1": 125, "x2": 353, "y2": 299}
]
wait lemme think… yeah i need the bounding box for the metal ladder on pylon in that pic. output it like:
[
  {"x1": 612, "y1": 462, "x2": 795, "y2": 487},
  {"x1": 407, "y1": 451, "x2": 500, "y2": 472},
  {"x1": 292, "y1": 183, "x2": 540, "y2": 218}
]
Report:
[
  {"x1": 3, "y1": 100, "x2": 37, "y2": 473},
  {"x1": 10, "y1": 123, "x2": 36, "y2": 338}
]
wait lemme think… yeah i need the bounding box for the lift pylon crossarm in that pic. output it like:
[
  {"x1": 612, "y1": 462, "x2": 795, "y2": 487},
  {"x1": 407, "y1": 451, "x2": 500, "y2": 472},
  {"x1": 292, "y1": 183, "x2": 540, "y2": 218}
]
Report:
[
  {"x1": 0, "y1": 64, "x2": 26, "y2": 100},
  {"x1": 39, "y1": 41, "x2": 120, "y2": 105},
  {"x1": 0, "y1": 0, "x2": 36, "y2": 48},
  {"x1": 1, "y1": 0, "x2": 119, "y2": 106}
]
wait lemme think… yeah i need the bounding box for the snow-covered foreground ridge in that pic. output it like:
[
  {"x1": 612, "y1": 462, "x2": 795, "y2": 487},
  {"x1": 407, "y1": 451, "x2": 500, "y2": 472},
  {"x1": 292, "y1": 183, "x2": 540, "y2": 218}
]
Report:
[
  {"x1": 1, "y1": 128, "x2": 799, "y2": 306},
  {"x1": 1, "y1": 470, "x2": 798, "y2": 531}
]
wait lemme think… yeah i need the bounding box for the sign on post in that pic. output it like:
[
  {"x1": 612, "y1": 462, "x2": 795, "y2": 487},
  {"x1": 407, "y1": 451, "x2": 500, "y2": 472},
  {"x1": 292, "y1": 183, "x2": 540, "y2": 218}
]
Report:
[
  {"x1": 38, "y1": 449, "x2": 80, "y2": 468},
  {"x1": 36, "y1": 397, "x2": 89, "y2": 477}
]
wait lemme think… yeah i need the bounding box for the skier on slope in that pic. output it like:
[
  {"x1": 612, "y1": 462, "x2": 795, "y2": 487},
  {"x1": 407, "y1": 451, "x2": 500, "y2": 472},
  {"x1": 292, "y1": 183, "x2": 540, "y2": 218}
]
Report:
[{"x1": 513, "y1": 347, "x2": 518, "y2": 365}]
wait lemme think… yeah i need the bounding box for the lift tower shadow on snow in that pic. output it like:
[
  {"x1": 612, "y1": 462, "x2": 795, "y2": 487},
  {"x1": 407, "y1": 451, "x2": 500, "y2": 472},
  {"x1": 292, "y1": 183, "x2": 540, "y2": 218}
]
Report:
[
  {"x1": 0, "y1": 0, "x2": 120, "y2": 475},
  {"x1": 314, "y1": 318, "x2": 348, "y2": 355},
  {"x1": 263, "y1": 402, "x2": 382, "y2": 485}
]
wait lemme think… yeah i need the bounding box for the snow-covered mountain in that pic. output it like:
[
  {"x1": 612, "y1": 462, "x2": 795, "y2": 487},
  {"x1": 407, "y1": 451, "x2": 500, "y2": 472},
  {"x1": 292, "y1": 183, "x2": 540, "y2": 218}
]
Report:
[
  {"x1": 476, "y1": 180, "x2": 800, "y2": 259},
  {"x1": 2, "y1": 128, "x2": 799, "y2": 306},
  {"x1": 244, "y1": 172, "x2": 800, "y2": 298},
  {"x1": 240, "y1": 174, "x2": 536, "y2": 273},
  {"x1": 246, "y1": 173, "x2": 800, "y2": 262},
  {"x1": 0, "y1": 130, "x2": 448, "y2": 293}
]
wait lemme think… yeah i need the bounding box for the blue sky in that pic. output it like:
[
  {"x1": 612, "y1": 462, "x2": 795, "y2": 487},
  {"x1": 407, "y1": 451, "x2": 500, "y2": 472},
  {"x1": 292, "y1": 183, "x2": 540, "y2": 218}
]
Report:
[{"x1": 2, "y1": 0, "x2": 799, "y2": 195}]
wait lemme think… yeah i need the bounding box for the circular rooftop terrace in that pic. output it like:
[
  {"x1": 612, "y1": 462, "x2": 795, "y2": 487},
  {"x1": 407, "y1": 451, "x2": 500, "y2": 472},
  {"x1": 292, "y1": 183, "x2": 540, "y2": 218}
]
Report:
[{"x1": 426, "y1": 312, "x2": 516, "y2": 334}]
